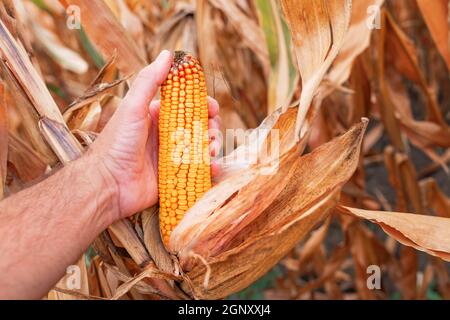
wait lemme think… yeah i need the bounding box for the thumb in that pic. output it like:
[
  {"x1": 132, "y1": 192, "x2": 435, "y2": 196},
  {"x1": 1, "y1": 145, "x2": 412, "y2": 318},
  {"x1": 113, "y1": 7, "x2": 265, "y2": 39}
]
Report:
[{"x1": 119, "y1": 50, "x2": 173, "y2": 123}]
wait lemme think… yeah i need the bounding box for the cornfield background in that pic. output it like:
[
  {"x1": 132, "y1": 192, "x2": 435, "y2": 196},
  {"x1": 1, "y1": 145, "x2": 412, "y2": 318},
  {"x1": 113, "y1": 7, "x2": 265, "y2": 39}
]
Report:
[{"x1": 0, "y1": 0, "x2": 449, "y2": 300}]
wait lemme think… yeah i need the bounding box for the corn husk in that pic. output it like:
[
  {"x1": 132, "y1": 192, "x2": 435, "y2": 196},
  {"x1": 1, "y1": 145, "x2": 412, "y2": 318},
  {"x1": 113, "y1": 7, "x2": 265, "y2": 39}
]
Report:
[{"x1": 171, "y1": 114, "x2": 368, "y2": 299}]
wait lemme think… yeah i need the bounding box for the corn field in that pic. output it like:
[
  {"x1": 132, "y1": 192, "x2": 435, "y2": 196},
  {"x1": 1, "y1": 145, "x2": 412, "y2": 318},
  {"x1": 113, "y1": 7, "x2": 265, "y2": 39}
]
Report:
[{"x1": 0, "y1": 0, "x2": 449, "y2": 300}]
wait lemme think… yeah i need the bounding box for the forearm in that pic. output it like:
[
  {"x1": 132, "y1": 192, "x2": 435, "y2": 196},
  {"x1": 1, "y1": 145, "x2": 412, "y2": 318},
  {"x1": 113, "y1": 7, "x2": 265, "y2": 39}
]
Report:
[{"x1": 0, "y1": 154, "x2": 118, "y2": 299}]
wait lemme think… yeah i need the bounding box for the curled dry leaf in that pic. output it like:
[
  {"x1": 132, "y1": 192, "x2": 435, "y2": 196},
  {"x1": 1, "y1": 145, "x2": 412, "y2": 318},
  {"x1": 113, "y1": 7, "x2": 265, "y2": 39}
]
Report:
[
  {"x1": 327, "y1": 0, "x2": 384, "y2": 85},
  {"x1": 385, "y1": 71, "x2": 450, "y2": 149},
  {"x1": 110, "y1": 264, "x2": 181, "y2": 300},
  {"x1": 64, "y1": 78, "x2": 125, "y2": 119},
  {"x1": 168, "y1": 105, "x2": 367, "y2": 299},
  {"x1": 338, "y1": 206, "x2": 450, "y2": 262},
  {"x1": 384, "y1": 11, "x2": 445, "y2": 126},
  {"x1": 280, "y1": 0, "x2": 352, "y2": 138}
]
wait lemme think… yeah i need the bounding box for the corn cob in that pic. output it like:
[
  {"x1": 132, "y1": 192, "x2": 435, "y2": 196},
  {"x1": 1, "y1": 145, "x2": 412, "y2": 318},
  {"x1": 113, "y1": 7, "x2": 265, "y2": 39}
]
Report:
[{"x1": 159, "y1": 51, "x2": 212, "y2": 245}]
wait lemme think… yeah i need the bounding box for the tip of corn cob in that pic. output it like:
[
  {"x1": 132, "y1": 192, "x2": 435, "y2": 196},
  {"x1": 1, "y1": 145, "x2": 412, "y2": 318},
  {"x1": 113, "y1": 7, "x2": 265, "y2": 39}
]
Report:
[{"x1": 158, "y1": 51, "x2": 212, "y2": 246}]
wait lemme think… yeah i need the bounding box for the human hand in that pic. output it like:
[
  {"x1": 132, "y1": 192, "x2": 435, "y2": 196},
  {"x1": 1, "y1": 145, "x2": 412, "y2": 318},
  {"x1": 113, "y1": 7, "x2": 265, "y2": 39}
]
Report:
[{"x1": 89, "y1": 50, "x2": 221, "y2": 221}]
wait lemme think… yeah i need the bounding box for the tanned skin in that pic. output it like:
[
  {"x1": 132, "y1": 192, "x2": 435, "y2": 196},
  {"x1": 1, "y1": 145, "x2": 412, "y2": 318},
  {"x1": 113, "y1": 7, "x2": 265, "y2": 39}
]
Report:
[{"x1": 0, "y1": 51, "x2": 221, "y2": 299}]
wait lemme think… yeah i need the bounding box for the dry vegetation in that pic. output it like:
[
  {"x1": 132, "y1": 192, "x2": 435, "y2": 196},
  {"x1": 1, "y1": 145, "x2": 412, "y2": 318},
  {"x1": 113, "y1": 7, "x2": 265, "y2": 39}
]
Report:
[{"x1": 0, "y1": 0, "x2": 449, "y2": 300}]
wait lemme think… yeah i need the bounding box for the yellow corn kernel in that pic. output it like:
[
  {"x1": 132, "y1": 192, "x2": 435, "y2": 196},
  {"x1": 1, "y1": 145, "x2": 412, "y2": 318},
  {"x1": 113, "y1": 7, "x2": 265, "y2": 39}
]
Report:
[{"x1": 159, "y1": 51, "x2": 212, "y2": 245}]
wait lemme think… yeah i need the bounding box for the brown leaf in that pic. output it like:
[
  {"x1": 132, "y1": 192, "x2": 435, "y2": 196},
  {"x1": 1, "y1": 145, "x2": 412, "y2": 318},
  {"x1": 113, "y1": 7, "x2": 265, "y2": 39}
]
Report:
[
  {"x1": 195, "y1": 0, "x2": 266, "y2": 129},
  {"x1": 110, "y1": 264, "x2": 180, "y2": 300},
  {"x1": 108, "y1": 219, "x2": 151, "y2": 267},
  {"x1": 384, "y1": 11, "x2": 445, "y2": 125},
  {"x1": 141, "y1": 207, "x2": 175, "y2": 274},
  {"x1": 385, "y1": 70, "x2": 450, "y2": 149},
  {"x1": 328, "y1": 0, "x2": 384, "y2": 85},
  {"x1": 64, "y1": 78, "x2": 126, "y2": 126},
  {"x1": 338, "y1": 206, "x2": 450, "y2": 262},
  {"x1": 280, "y1": 0, "x2": 352, "y2": 138}
]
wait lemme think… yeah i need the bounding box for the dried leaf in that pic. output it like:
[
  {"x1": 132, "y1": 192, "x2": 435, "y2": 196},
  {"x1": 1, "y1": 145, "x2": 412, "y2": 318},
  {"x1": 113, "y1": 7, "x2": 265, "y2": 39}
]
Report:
[
  {"x1": 141, "y1": 207, "x2": 174, "y2": 274},
  {"x1": 328, "y1": 0, "x2": 384, "y2": 85},
  {"x1": 280, "y1": 0, "x2": 352, "y2": 138},
  {"x1": 111, "y1": 264, "x2": 179, "y2": 300},
  {"x1": 384, "y1": 11, "x2": 445, "y2": 125},
  {"x1": 108, "y1": 219, "x2": 151, "y2": 267},
  {"x1": 338, "y1": 206, "x2": 450, "y2": 262}
]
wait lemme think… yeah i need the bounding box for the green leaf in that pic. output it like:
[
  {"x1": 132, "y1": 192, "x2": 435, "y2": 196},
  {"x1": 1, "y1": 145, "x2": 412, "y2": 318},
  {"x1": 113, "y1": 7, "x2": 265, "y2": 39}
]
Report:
[{"x1": 79, "y1": 27, "x2": 104, "y2": 68}]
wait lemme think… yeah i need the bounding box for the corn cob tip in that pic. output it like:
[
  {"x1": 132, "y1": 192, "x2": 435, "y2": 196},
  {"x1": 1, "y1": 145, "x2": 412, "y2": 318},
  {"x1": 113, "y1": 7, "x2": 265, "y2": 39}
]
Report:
[{"x1": 174, "y1": 50, "x2": 189, "y2": 63}]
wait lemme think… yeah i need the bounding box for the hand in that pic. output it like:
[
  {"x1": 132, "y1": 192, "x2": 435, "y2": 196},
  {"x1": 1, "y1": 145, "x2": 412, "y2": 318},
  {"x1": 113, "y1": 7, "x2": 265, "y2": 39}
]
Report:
[{"x1": 89, "y1": 50, "x2": 221, "y2": 221}]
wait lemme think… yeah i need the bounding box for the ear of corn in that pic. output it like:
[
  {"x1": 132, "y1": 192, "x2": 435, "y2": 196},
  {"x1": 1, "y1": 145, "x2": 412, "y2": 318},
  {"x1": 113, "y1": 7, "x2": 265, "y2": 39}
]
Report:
[{"x1": 159, "y1": 51, "x2": 212, "y2": 245}]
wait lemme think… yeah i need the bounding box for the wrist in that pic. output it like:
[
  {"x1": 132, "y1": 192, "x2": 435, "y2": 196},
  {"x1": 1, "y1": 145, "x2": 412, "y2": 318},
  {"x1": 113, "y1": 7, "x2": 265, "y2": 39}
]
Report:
[{"x1": 78, "y1": 152, "x2": 121, "y2": 227}]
